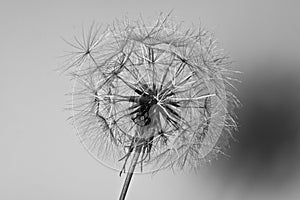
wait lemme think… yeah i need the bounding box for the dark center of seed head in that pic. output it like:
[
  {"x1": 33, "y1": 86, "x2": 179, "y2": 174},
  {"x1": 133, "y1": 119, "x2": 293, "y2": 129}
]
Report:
[
  {"x1": 139, "y1": 93, "x2": 157, "y2": 106},
  {"x1": 137, "y1": 84, "x2": 159, "y2": 105}
]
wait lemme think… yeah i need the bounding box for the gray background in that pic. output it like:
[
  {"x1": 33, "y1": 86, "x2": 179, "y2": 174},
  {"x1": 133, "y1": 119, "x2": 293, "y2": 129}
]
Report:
[{"x1": 1, "y1": 0, "x2": 300, "y2": 199}]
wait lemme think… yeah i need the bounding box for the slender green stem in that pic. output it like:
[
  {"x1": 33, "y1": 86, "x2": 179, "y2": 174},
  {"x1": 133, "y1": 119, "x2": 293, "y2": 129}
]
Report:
[{"x1": 119, "y1": 145, "x2": 142, "y2": 200}]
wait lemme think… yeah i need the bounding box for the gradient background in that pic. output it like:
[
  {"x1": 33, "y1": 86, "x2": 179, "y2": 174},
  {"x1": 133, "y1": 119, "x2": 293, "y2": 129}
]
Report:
[{"x1": 1, "y1": 0, "x2": 300, "y2": 199}]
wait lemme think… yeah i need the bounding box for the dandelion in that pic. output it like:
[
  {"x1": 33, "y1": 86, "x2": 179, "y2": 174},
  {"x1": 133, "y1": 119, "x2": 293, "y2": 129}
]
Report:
[{"x1": 61, "y1": 12, "x2": 240, "y2": 200}]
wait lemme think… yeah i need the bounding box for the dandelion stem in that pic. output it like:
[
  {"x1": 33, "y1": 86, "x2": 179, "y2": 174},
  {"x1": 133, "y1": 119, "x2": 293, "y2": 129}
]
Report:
[{"x1": 119, "y1": 144, "x2": 142, "y2": 200}]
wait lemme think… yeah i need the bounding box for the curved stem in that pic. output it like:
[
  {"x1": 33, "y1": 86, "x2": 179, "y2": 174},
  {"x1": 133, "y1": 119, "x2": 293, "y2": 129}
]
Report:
[{"x1": 119, "y1": 145, "x2": 142, "y2": 200}]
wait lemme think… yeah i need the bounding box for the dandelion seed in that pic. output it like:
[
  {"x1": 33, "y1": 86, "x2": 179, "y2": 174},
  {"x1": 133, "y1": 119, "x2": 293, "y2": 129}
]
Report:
[{"x1": 61, "y1": 12, "x2": 240, "y2": 200}]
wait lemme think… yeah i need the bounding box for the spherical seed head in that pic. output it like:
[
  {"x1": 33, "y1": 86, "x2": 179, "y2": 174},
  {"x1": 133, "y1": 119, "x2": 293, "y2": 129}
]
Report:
[{"x1": 63, "y1": 13, "x2": 240, "y2": 174}]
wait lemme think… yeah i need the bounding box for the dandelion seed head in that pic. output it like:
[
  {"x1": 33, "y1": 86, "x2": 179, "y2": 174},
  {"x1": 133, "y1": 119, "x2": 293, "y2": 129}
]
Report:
[{"x1": 63, "y1": 13, "x2": 240, "y2": 174}]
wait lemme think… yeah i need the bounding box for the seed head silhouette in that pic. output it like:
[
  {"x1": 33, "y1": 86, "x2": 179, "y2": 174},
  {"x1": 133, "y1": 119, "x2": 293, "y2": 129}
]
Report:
[{"x1": 61, "y1": 12, "x2": 240, "y2": 200}]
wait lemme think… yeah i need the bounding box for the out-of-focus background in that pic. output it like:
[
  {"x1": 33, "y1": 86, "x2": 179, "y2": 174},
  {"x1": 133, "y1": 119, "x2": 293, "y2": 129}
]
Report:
[{"x1": 1, "y1": 0, "x2": 300, "y2": 199}]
